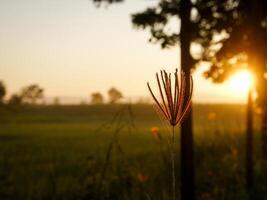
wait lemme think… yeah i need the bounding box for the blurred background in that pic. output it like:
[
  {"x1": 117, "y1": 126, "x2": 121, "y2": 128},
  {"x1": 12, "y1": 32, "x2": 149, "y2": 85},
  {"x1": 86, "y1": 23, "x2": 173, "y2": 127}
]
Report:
[{"x1": 0, "y1": 0, "x2": 267, "y2": 199}]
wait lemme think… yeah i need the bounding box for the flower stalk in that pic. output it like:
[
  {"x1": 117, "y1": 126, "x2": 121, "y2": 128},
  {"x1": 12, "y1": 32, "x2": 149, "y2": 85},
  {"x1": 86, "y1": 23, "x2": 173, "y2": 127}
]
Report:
[{"x1": 147, "y1": 69, "x2": 193, "y2": 200}]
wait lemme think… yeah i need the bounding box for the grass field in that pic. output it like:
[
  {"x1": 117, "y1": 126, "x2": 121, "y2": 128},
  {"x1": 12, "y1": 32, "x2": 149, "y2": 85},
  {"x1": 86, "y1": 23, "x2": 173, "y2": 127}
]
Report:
[{"x1": 0, "y1": 104, "x2": 266, "y2": 200}]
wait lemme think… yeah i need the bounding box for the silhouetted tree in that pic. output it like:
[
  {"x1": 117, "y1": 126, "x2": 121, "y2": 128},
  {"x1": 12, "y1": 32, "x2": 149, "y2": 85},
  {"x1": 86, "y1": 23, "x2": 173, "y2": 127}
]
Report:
[
  {"x1": 20, "y1": 84, "x2": 44, "y2": 104},
  {"x1": 0, "y1": 81, "x2": 6, "y2": 104},
  {"x1": 192, "y1": 0, "x2": 267, "y2": 187},
  {"x1": 108, "y1": 88, "x2": 122, "y2": 104},
  {"x1": 8, "y1": 94, "x2": 22, "y2": 106},
  {"x1": 91, "y1": 92, "x2": 104, "y2": 104}
]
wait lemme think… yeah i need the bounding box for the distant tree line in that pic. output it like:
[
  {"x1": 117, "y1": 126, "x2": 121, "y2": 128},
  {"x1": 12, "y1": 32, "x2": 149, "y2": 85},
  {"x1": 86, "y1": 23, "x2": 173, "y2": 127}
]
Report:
[
  {"x1": 0, "y1": 80, "x2": 44, "y2": 106},
  {"x1": 0, "y1": 81, "x2": 127, "y2": 106},
  {"x1": 90, "y1": 87, "x2": 123, "y2": 104}
]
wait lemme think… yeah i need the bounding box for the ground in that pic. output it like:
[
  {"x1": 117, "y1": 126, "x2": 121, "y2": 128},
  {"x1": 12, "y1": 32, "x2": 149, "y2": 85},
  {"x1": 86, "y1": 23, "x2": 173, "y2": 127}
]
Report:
[{"x1": 0, "y1": 104, "x2": 265, "y2": 200}]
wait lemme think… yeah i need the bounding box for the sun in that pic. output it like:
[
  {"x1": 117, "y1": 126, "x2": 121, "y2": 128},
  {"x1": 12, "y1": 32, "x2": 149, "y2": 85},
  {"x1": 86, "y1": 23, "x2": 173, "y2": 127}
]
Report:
[{"x1": 229, "y1": 70, "x2": 254, "y2": 92}]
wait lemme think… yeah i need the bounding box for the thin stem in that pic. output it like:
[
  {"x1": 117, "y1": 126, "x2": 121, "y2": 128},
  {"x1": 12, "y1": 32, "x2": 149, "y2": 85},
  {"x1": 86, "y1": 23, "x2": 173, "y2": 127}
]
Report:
[{"x1": 171, "y1": 125, "x2": 176, "y2": 200}]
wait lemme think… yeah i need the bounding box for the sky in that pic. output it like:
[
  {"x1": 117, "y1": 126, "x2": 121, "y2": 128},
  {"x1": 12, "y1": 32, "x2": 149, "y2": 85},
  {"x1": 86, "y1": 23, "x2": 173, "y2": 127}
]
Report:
[{"x1": 0, "y1": 0, "x2": 250, "y2": 104}]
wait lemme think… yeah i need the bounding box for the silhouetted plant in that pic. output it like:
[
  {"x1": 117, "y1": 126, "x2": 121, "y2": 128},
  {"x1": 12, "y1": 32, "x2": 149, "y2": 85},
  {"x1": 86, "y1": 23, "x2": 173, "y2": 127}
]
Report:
[
  {"x1": 147, "y1": 68, "x2": 193, "y2": 200},
  {"x1": 82, "y1": 103, "x2": 136, "y2": 200}
]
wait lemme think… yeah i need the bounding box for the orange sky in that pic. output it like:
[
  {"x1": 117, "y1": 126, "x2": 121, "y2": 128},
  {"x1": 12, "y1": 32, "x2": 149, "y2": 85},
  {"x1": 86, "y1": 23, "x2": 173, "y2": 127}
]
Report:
[{"x1": 0, "y1": 0, "x2": 250, "y2": 104}]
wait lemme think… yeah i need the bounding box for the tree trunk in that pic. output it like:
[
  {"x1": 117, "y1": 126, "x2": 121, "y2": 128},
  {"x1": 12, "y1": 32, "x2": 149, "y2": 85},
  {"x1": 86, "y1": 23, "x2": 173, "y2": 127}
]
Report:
[
  {"x1": 252, "y1": 42, "x2": 267, "y2": 170},
  {"x1": 246, "y1": 89, "x2": 254, "y2": 195},
  {"x1": 181, "y1": 111, "x2": 195, "y2": 200},
  {"x1": 180, "y1": 0, "x2": 195, "y2": 199},
  {"x1": 249, "y1": 0, "x2": 267, "y2": 171},
  {"x1": 260, "y1": 82, "x2": 267, "y2": 165}
]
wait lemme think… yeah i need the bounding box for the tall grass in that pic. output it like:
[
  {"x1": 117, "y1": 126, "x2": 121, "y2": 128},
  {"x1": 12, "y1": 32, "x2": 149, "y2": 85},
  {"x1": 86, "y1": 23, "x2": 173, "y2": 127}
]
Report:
[{"x1": 0, "y1": 104, "x2": 264, "y2": 199}]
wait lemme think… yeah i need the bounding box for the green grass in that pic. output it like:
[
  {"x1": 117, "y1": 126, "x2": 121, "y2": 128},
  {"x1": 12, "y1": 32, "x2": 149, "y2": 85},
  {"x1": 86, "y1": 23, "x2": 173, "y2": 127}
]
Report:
[{"x1": 0, "y1": 104, "x2": 266, "y2": 199}]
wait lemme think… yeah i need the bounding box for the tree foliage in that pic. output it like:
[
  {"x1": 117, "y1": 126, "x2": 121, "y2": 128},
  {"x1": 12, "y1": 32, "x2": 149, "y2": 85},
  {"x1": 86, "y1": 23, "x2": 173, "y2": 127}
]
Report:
[{"x1": 192, "y1": 0, "x2": 267, "y2": 83}]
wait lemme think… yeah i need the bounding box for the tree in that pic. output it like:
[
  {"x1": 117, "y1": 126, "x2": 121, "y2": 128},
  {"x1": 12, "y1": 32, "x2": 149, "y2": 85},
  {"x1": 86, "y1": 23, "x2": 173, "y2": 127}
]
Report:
[
  {"x1": 179, "y1": 1, "x2": 195, "y2": 199},
  {"x1": 187, "y1": 0, "x2": 267, "y2": 194},
  {"x1": 108, "y1": 87, "x2": 123, "y2": 103},
  {"x1": 0, "y1": 81, "x2": 6, "y2": 104},
  {"x1": 20, "y1": 84, "x2": 44, "y2": 104},
  {"x1": 8, "y1": 94, "x2": 22, "y2": 106},
  {"x1": 193, "y1": 0, "x2": 267, "y2": 168},
  {"x1": 91, "y1": 92, "x2": 104, "y2": 104}
]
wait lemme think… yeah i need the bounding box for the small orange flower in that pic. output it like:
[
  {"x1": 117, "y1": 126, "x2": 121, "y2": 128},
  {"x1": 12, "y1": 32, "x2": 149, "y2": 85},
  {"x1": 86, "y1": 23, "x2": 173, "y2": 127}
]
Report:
[
  {"x1": 255, "y1": 107, "x2": 263, "y2": 115},
  {"x1": 137, "y1": 173, "x2": 148, "y2": 183},
  {"x1": 231, "y1": 147, "x2": 238, "y2": 160},
  {"x1": 208, "y1": 112, "x2": 216, "y2": 121},
  {"x1": 147, "y1": 69, "x2": 193, "y2": 126},
  {"x1": 150, "y1": 126, "x2": 161, "y2": 140}
]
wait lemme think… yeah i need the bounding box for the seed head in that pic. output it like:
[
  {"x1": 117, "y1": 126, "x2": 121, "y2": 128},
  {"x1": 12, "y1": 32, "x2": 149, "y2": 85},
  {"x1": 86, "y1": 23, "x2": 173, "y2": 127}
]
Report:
[{"x1": 147, "y1": 69, "x2": 193, "y2": 126}]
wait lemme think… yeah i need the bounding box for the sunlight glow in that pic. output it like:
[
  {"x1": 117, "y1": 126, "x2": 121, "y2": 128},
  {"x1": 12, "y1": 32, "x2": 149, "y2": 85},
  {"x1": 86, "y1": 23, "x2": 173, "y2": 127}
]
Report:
[{"x1": 229, "y1": 70, "x2": 254, "y2": 93}]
